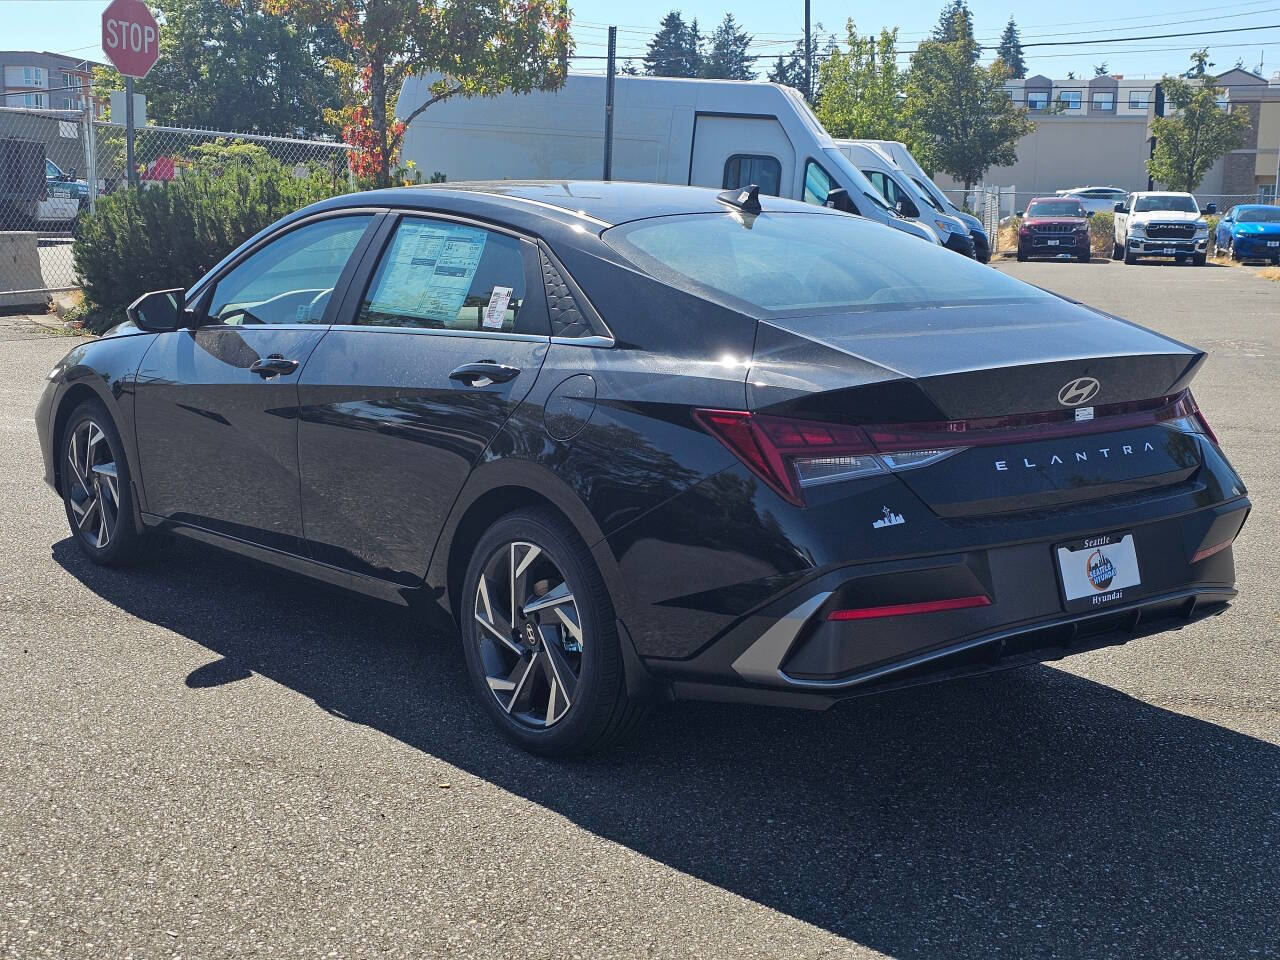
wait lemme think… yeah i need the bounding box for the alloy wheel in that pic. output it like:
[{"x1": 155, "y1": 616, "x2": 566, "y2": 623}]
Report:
[
  {"x1": 473, "y1": 540, "x2": 584, "y2": 727},
  {"x1": 66, "y1": 419, "x2": 120, "y2": 550}
]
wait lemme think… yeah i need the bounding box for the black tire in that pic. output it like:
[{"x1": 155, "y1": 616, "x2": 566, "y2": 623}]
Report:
[
  {"x1": 1077, "y1": 252, "x2": 1090, "y2": 263},
  {"x1": 60, "y1": 400, "x2": 147, "y2": 566},
  {"x1": 1124, "y1": 248, "x2": 1138, "y2": 264},
  {"x1": 1016, "y1": 250, "x2": 1028, "y2": 262},
  {"x1": 1112, "y1": 240, "x2": 1123, "y2": 260},
  {"x1": 1192, "y1": 252, "x2": 1207, "y2": 266},
  {"x1": 1229, "y1": 238, "x2": 1242, "y2": 262},
  {"x1": 460, "y1": 507, "x2": 644, "y2": 756}
]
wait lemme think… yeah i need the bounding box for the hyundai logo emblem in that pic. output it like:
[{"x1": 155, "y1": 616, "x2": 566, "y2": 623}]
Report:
[{"x1": 1058, "y1": 377, "x2": 1101, "y2": 406}]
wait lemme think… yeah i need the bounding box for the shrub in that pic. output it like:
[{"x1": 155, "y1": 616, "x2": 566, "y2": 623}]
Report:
[
  {"x1": 74, "y1": 141, "x2": 349, "y2": 332},
  {"x1": 1088, "y1": 211, "x2": 1114, "y2": 258}
]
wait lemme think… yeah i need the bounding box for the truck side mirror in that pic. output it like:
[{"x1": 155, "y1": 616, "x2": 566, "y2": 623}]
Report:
[
  {"x1": 825, "y1": 187, "x2": 855, "y2": 214},
  {"x1": 1203, "y1": 203, "x2": 1217, "y2": 215},
  {"x1": 1113, "y1": 201, "x2": 1126, "y2": 213}
]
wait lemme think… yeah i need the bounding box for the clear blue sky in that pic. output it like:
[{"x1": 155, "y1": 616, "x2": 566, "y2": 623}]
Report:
[{"x1": 6, "y1": 0, "x2": 1279, "y2": 82}]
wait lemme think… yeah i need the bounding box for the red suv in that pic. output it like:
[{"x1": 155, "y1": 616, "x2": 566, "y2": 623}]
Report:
[{"x1": 1017, "y1": 197, "x2": 1091, "y2": 263}]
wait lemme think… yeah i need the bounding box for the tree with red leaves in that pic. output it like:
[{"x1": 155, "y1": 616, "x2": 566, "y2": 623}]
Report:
[{"x1": 267, "y1": 0, "x2": 571, "y2": 186}]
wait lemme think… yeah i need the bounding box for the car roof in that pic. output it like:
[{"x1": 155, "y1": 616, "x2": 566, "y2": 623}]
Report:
[{"x1": 309, "y1": 180, "x2": 840, "y2": 233}]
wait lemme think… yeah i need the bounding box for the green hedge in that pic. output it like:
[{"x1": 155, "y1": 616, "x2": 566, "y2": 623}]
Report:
[
  {"x1": 73, "y1": 142, "x2": 350, "y2": 332},
  {"x1": 1088, "y1": 211, "x2": 1114, "y2": 258}
]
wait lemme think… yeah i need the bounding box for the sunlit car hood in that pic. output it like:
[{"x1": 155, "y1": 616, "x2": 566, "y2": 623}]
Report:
[{"x1": 1232, "y1": 222, "x2": 1280, "y2": 234}]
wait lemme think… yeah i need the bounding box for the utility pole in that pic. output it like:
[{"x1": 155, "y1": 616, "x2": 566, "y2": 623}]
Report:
[
  {"x1": 804, "y1": 0, "x2": 812, "y2": 101},
  {"x1": 604, "y1": 26, "x2": 617, "y2": 180}
]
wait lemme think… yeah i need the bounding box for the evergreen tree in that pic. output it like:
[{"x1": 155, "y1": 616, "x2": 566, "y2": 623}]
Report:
[
  {"x1": 644, "y1": 11, "x2": 700, "y2": 78},
  {"x1": 765, "y1": 24, "x2": 831, "y2": 101},
  {"x1": 1185, "y1": 48, "x2": 1214, "y2": 77},
  {"x1": 702, "y1": 13, "x2": 754, "y2": 80},
  {"x1": 931, "y1": 0, "x2": 973, "y2": 44},
  {"x1": 1094, "y1": 61, "x2": 1110, "y2": 76},
  {"x1": 995, "y1": 17, "x2": 1026, "y2": 80}
]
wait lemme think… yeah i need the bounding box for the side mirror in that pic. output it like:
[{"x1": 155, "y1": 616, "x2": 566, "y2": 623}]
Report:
[
  {"x1": 899, "y1": 198, "x2": 920, "y2": 219},
  {"x1": 1203, "y1": 203, "x2": 1217, "y2": 215},
  {"x1": 67, "y1": 167, "x2": 77, "y2": 180},
  {"x1": 127, "y1": 288, "x2": 187, "y2": 332},
  {"x1": 1087, "y1": 210, "x2": 1095, "y2": 218},
  {"x1": 1113, "y1": 201, "x2": 1126, "y2": 213},
  {"x1": 825, "y1": 187, "x2": 855, "y2": 214}
]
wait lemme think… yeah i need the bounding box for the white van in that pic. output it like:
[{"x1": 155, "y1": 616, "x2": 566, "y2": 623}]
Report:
[
  {"x1": 397, "y1": 73, "x2": 938, "y2": 245},
  {"x1": 852, "y1": 139, "x2": 991, "y2": 263},
  {"x1": 835, "y1": 140, "x2": 974, "y2": 257}
]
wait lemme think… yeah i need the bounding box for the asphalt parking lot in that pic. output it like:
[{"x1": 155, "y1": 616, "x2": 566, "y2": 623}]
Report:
[{"x1": 1, "y1": 259, "x2": 1276, "y2": 959}]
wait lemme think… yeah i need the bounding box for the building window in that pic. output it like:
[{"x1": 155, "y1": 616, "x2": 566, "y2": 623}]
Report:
[
  {"x1": 1216, "y1": 94, "x2": 1230, "y2": 111},
  {"x1": 1260, "y1": 184, "x2": 1277, "y2": 204},
  {"x1": 1027, "y1": 91, "x2": 1049, "y2": 110},
  {"x1": 61, "y1": 97, "x2": 85, "y2": 110},
  {"x1": 1057, "y1": 90, "x2": 1082, "y2": 110},
  {"x1": 24, "y1": 93, "x2": 46, "y2": 108},
  {"x1": 22, "y1": 66, "x2": 45, "y2": 87},
  {"x1": 1091, "y1": 91, "x2": 1115, "y2": 111},
  {"x1": 1129, "y1": 90, "x2": 1151, "y2": 109}
]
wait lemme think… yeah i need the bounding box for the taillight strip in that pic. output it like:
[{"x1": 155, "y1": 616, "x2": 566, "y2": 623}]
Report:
[{"x1": 827, "y1": 595, "x2": 992, "y2": 621}]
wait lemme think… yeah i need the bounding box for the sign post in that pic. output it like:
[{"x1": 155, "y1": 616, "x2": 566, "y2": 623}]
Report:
[{"x1": 101, "y1": 0, "x2": 160, "y2": 189}]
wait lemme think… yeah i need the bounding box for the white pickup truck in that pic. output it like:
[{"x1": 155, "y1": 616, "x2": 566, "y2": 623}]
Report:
[{"x1": 1113, "y1": 191, "x2": 1215, "y2": 266}]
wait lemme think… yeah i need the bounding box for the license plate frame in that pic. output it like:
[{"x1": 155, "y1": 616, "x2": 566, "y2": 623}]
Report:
[
  {"x1": 1055, "y1": 532, "x2": 1142, "y2": 612},
  {"x1": 1162, "y1": 246, "x2": 1176, "y2": 255},
  {"x1": 1268, "y1": 240, "x2": 1278, "y2": 248},
  {"x1": 1046, "y1": 239, "x2": 1059, "y2": 246}
]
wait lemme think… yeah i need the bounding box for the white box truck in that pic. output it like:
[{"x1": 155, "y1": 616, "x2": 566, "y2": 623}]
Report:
[{"x1": 396, "y1": 73, "x2": 938, "y2": 245}]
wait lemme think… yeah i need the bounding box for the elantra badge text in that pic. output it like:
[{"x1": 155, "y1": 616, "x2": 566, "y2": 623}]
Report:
[
  {"x1": 995, "y1": 440, "x2": 1157, "y2": 471},
  {"x1": 1058, "y1": 377, "x2": 1101, "y2": 406}
]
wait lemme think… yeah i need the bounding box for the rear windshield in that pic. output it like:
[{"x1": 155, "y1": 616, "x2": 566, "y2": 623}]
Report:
[
  {"x1": 1026, "y1": 200, "x2": 1085, "y2": 218},
  {"x1": 1237, "y1": 207, "x2": 1280, "y2": 223},
  {"x1": 1135, "y1": 195, "x2": 1198, "y2": 213},
  {"x1": 603, "y1": 211, "x2": 1050, "y2": 316}
]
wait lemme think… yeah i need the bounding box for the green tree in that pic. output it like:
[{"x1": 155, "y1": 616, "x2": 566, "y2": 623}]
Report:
[
  {"x1": 765, "y1": 24, "x2": 831, "y2": 101},
  {"x1": 644, "y1": 11, "x2": 701, "y2": 78},
  {"x1": 905, "y1": 16, "x2": 1034, "y2": 189},
  {"x1": 816, "y1": 21, "x2": 908, "y2": 142},
  {"x1": 92, "y1": 0, "x2": 347, "y2": 134},
  {"x1": 1093, "y1": 61, "x2": 1110, "y2": 76},
  {"x1": 1185, "y1": 48, "x2": 1214, "y2": 77},
  {"x1": 931, "y1": 0, "x2": 973, "y2": 44},
  {"x1": 995, "y1": 17, "x2": 1026, "y2": 80},
  {"x1": 701, "y1": 13, "x2": 753, "y2": 80},
  {"x1": 268, "y1": 0, "x2": 570, "y2": 188},
  {"x1": 1148, "y1": 67, "x2": 1251, "y2": 190}
]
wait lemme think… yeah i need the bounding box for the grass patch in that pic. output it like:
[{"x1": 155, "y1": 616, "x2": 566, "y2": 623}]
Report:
[{"x1": 1260, "y1": 267, "x2": 1280, "y2": 281}]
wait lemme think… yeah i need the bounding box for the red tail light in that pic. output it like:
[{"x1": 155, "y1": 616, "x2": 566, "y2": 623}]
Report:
[
  {"x1": 828, "y1": 595, "x2": 991, "y2": 620},
  {"x1": 694, "y1": 389, "x2": 1215, "y2": 505}
]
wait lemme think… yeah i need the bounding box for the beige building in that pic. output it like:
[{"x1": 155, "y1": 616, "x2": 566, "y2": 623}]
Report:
[{"x1": 937, "y1": 69, "x2": 1280, "y2": 202}]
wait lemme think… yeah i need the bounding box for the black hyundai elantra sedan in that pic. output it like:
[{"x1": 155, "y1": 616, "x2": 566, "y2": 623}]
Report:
[{"x1": 36, "y1": 181, "x2": 1250, "y2": 754}]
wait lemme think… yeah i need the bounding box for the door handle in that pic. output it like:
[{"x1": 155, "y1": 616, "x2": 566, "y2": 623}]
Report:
[
  {"x1": 449, "y1": 361, "x2": 521, "y2": 386},
  {"x1": 249, "y1": 356, "x2": 300, "y2": 379}
]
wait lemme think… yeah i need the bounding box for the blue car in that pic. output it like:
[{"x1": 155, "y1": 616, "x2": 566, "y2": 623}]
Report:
[{"x1": 1214, "y1": 204, "x2": 1280, "y2": 263}]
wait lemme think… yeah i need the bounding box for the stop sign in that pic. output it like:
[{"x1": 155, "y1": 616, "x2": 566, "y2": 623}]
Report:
[{"x1": 102, "y1": 0, "x2": 160, "y2": 79}]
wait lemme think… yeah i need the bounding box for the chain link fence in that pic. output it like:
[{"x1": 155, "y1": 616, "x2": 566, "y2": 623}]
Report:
[{"x1": 1, "y1": 106, "x2": 351, "y2": 307}]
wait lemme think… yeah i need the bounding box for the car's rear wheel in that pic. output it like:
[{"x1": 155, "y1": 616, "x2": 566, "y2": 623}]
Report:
[
  {"x1": 460, "y1": 508, "x2": 643, "y2": 755},
  {"x1": 60, "y1": 401, "x2": 146, "y2": 566}
]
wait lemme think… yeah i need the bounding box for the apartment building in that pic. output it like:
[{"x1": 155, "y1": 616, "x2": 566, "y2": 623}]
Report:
[
  {"x1": 0, "y1": 50, "x2": 101, "y2": 114},
  {"x1": 1198, "y1": 67, "x2": 1280, "y2": 203}
]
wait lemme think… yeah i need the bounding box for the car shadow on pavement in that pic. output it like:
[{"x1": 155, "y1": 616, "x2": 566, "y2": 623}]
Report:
[{"x1": 54, "y1": 537, "x2": 1278, "y2": 958}]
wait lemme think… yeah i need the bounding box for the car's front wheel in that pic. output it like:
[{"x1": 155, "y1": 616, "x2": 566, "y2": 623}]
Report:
[
  {"x1": 60, "y1": 401, "x2": 146, "y2": 566},
  {"x1": 460, "y1": 507, "x2": 644, "y2": 755}
]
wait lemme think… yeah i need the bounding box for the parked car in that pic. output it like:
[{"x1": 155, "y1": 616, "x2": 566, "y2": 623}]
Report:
[
  {"x1": 855, "y1": 139, "x2": 992, "y2": 263},
  {"x1": 37, "y1": 182, "x2": 1250, "y2": 755},
  {"x1": 40, "y1": 158, "x2": 91, "y2": 226},
  {"x1": 1017, "y1": 197, "x2": 1092, "y2": 262},
  {"x1": 1056, "y1": 186, "x2": 1129, "y2": 216},
  {"x1": 1214, "y1": 204, "x2": 1280, "y2": 264},
  {"x1": 398, "y1": 72, "x2": 939, "y2": 246},
  {"x1": 835, "y1": 140, "x2": 975, "y2": 257},
  {"x1": 1113, "y1": 191, "x2": 1214, "y2": 265}
]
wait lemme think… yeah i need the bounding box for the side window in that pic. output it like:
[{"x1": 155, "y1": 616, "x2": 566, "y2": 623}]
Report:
[
  {"x1": 358, "y1": 217, "x2": 530, "y2": 333},
  {"x1": 723, "y1": 154, "x2": 782, "y2": 197},
  {"x1": 803, "y1": 160, "x2": 833, "y2": 206},
  {"x1": 208, "y1": 215, "x2": 373, "y2": 326}
]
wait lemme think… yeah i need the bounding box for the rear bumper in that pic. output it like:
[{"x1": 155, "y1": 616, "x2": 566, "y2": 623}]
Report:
[{"x1": 649, "y1": 497, "x2": 1249, "y2": 708}]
